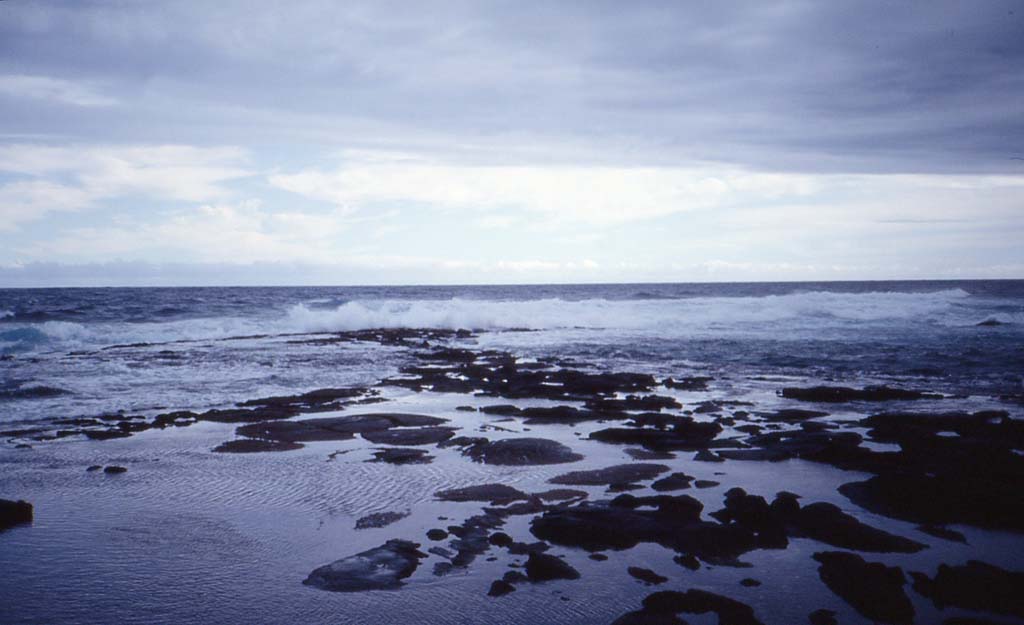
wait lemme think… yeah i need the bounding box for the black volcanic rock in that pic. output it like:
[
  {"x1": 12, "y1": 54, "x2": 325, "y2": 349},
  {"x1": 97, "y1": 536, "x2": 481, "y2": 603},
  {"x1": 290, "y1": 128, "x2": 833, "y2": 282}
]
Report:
[
  {"x1": 651, "y1": 472, "x2": 695, "y2": 492},
  {"x1": 463, "y1": 438, "x2": 583, "y2": 466},
  {"x1": 910, "y1": 560, "x2": 1024, "y2": 618},
  {"x1": 760, "y1": 409, "x2": 829, "y2": 423},
  {"x1": 634, "y1": 589, "x2": 765, "y2": 625},
  {"x1": 525, "y1": 552, "x2": 580, "y2": 582},
  {"x1": 628, "y1": 566, "x2": 668, "y2": 585},
  {"x1": 435, "y1": 484, "x2": 530, "y2": 505},
  {"x1": 793, "y1": 502, "x2": 926, "y2": 553},
  {"x1": 531, "y1": 497, "x2": 759, "y2": 566},
  {"x1": 369, "y1": 448, "x2": 433, "y2": 464},
  {"x1": 781, "y1": 385, "x2": 941, "y2": 403},
  {"x1": 487, "y1": 579, "x2": 516, "y2": 597},
  {"x1": 549, "y1": 463, "x2": 669, "y2": 486},
  {"x1": 361, "y1": 426, "x2": 457, "y2": 446},
  {"x1": 303, "y1": 539, "x2": 426, "y2": 591},
  {"x1": 0, "y1": 499, "x2": 33, "y2": 531},
  {"x1": 812, "y1": 551, "x2": 914, "y2": 624}
]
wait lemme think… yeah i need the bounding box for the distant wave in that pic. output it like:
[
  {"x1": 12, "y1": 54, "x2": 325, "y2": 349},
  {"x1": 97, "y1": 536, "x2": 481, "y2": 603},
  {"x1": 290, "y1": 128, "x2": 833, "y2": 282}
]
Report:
[
  {"x1": 0, "y1": 288, "x2": 995, "y2": 354},
  {"x1": 284, "y1": 289, "x2": 976, "y2": 333}
]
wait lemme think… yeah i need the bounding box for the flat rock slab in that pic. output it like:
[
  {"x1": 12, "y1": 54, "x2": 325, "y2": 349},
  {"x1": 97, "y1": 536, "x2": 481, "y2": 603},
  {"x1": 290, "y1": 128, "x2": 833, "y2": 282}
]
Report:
[
  {"x1": 370, "y1": 448, "x2": 433, "y2": 465},
  {"x1": 303, "y1": 539, "x2": 426, "y2": 592},
  {"x1": 237, "y1": 413, "x2": 448, "y2": 443},
  {"x1": 464, "y1": 438, "x2": 584, "y2": 466},
  {"x1": 549, "y1": 464, "x2": 670, "y2": 486},
  {"x1": 361, "y1": 426, "x2": 458, "y2": 446},
  {"x1": 213, "y1": 438, "x2": 304, "y2": 453},
  {"x1": 435, "y1": 484, "x2": 530, "y2": 505},
  {"x1": 782, "y1": 385, "x2": 941, "y2": 403}
]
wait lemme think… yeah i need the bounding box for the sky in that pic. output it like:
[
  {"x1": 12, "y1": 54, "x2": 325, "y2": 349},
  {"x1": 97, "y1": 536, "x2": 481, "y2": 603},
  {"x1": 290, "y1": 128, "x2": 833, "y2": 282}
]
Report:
[{"x1": 0, "y1": 0, "x2": 1022, "y2": 286}]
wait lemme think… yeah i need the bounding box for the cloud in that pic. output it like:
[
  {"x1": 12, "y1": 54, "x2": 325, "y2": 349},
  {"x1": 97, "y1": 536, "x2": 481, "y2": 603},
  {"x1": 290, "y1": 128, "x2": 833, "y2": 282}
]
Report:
[
  {"x1": 269, "y1": 151, "x2": 822, "y2": 225},
  {"x1": 0, "y1": 144, "x2": 252, "y2": 229},
  {"x1": 0, "y1": 74, "x2": 118, "y2": 107}
]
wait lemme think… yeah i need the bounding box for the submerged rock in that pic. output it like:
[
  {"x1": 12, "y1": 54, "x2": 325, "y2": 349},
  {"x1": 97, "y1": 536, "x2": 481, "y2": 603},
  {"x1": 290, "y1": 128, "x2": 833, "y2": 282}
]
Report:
[
  {"x1": 354, "y1": 511, "x2": 409, "y2": 530},
  {"x1": 813, "y1": 551, "x2": 914, "y2": 624},
  {"x1": 463, "y1": 438, "x2": 583, "y2": 466},
  {"x1": 0, "y1": 499, "x2": 33, "y2": 531},
  {"x1": 212, "y1": 438, "x2": 304, "y2": 453},
  {"x1": 303, "y1": 539, "x2": 426, "y2": 592}
]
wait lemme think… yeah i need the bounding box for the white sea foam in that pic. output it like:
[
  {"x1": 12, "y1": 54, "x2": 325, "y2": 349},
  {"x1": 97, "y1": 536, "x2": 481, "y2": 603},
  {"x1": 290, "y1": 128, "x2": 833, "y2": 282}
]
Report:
[
  {"x1": 283, "y1": 289, "x2": 975, "y2": 334},
  {"x1": 0, "y1": 288, "x2": 985, "y2": 353}
]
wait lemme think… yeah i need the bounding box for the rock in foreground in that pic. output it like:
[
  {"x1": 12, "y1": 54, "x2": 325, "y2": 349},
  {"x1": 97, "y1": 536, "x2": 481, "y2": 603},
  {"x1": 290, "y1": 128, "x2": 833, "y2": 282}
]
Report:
[
  {"x1": 0, "y1": 499, "x2": 33, "y2": 531},
  {"x1": 303, "y1": 539, "x2": 426, "y2": 592},
  {"x1": 813, "y1": 551, "x2": 914, "y2": 624}
]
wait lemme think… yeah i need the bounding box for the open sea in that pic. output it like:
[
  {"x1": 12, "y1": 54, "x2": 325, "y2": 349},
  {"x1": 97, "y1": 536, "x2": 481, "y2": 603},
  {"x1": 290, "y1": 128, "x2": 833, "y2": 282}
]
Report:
[{"x1": 2, "y1": 280, "x2": 1023, "y2": 625}]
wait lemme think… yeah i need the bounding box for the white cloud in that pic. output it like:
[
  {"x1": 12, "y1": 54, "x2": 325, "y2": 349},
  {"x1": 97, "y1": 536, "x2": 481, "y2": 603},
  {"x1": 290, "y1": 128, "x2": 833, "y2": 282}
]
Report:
[
  {"x1": 269, "y1": 151, "x2": 823, "y2": 225},
  {"x1": 0, "y1": 74, "x2": 118, "y2": 107},
  {"x1": 0, "y1": 144, "x2": 251, "y2": 229}
]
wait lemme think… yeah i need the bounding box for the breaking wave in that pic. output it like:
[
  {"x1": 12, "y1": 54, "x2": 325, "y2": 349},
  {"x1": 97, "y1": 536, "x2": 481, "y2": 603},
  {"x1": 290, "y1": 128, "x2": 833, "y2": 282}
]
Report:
[{"x1": 284, "y1": 289, "x2": 975, "y2": 333}]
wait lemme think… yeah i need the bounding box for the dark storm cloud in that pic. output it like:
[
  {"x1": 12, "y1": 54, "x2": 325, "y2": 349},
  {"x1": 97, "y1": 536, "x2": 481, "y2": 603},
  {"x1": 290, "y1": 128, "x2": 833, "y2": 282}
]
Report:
[{"x1": 0, "y1": 0, "x2": 1021, "y2": 172}]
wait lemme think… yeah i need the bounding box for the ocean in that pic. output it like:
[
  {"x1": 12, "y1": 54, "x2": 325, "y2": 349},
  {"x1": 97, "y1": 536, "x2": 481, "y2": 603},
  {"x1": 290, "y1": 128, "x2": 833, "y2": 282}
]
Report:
[
  {"x1": 2, "y1": 280, "x2": 1022, "y2": 425},
  {"x1": 2, "y1": 280, "x2": 1023, "y2": 625}
]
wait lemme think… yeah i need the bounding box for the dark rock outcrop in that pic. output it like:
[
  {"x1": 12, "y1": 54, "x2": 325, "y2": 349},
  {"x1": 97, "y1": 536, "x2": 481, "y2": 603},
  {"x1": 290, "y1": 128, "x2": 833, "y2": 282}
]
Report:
[
  {"x1": 213, "y1": 438, "x2": 304, "y2": 453},
  {"x1": 435, "y1": 484, "x2": 530, "y2": 505},
  {"x1": 463, "y1": 438, "x2": 583, "y2": 466},
  {"x1": 549, "y1": 463, "x2": 670, "y2": 487},
  {"x1": 0, "y1": 499, "x2": 33, "y2": 530},
  {"x1": 525, "y1": 552, "x2": 580, "y2": 582},
  {"x1": 781, "y1": 385, "x2": 942, "y2": 403},
  {"x1": 628, "y1": 566, "x2": 668, "y2": 585},
  {"x1": 910, "y1": 560, "x2": 1024, "y2": 618},
  {"x1": 812, "y1": 551, "x2": 914, "y2": 624},
  {"x1": 303, "y1": 539, "x2": 426, "y2": 591}
]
